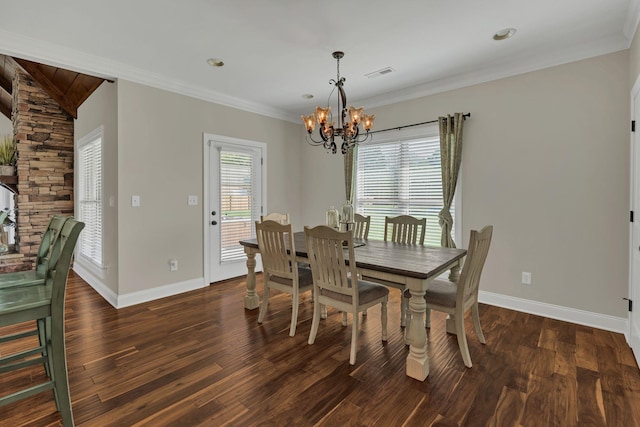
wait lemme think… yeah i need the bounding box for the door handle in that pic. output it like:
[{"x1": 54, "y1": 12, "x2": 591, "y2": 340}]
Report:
[
  {"x1": 211, "y1": 220, "x2": 218, "y2": 225},
  {"x1": 212, "y1": 211, "x2": 216, "y2": 216}
]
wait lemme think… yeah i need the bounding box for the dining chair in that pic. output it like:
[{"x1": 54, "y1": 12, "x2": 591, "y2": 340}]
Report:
[
  {"x1": 0, "y1": 215, "x2": 69, "y2": 290},
  {"x1": 255, "y1": 220, "x2": 313, "y2": 336},
  {"x1": 260, "y1": 212, "x2": 290, "y2": 225},
  {"x1": 0, "y1": 217, "x2": 85, "y2": 426},
  {"x1": 304, "y1": 225, "x2": 388, "y2": 365},
  {"x1": 353, "y1": 213, "x2": 371, "y2": 239},
  {"x1": 404, "y1": 225, "x2": 493, "y2": 368},
  {"x1": 384, "y1": 215, "x2": 426, "y2": 245},
  {"x1": 363, "y1": 215, "x2": 426, "y2": 327}
]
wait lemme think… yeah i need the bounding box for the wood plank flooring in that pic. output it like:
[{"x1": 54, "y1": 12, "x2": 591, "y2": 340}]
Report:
[{"x1": 1, "y1": 271, "x2": 639, "y2": 426}]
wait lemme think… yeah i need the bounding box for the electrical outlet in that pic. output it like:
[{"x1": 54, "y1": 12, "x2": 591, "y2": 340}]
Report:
[
  {"x1": 522, "y1": 272, "x2": 532, "y2": 285},
  {"x1": 169, "y1": 258, "x2": 178, "y2": 272},
  {"x1": 188, "y1": 195, "x2": 198, "y2": 206},
  {"x1": 131, "y1": 195, "x2": 141, "y2": 207}
]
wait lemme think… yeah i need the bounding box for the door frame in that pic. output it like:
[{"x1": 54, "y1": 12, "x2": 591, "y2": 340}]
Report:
[
  {"x1": 203, "y1": 133, "x2": 267, "y2": 285},
  {"x1": 629, "y1": 76, "x2": 640, "y2": 368}
]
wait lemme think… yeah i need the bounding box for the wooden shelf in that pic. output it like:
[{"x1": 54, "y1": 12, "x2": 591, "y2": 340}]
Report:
[{"x1": 0, "y1": 175, "x2": 17, "y2": 194}]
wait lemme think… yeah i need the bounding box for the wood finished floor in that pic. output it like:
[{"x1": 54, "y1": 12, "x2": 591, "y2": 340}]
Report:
[{"x1": 1, "y1": 271, "x2": 640, "y2": 426}]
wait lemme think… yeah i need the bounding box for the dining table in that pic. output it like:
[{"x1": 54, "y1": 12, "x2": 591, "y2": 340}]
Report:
[{"x1": 239, "y1": 231, "x2": 467, "y2": 381}]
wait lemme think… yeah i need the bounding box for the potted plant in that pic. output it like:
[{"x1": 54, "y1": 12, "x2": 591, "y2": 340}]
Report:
[{"x1": 0, "y1": 134, "x2": 16, "y2": 176}]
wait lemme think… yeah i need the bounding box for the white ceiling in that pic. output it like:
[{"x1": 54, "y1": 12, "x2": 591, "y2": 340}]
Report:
[{"x1": 0, "y1": 0, "x2": 637, "y2": 123}]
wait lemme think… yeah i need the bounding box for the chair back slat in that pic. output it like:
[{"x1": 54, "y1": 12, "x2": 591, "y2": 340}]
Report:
[
  {"x1": 353, "y1": 213, "x2": 370, "y2": 240},
  {"x1": 47, "y1": 218, "x2": 85, "y2": 316},
  {"x1": 458, "y1": 225, "x2": 493, "y2": 303},
  {"x1": 384, "y1": 215, "x2": 426, "y2": 245},
  {"x1": 304, "y1": 225, "x2": 357, "y2": 300},
  {"x1": 35, "y1": 215, "x2": 69, "y2": 278},
  {"x1": 255, "y1": 220, "x2": 295, "y2": 281}
]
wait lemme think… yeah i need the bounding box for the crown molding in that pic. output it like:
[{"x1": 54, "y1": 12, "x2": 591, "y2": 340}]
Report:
[
  {"x1": 0, "y1": 28, "x2": 631, "y2": 125},
  {"x1": 0, "y1": 29, "x2": 294, "y2": 123},
  {"x1": 359, "y1": 35, "x2": 629, "y2": 111},
  {"x1": 624, "y1": 0, "x2": 640, "y2": 43}
]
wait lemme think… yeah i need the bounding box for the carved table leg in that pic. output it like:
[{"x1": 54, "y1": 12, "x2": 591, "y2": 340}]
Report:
[
  {"x1": 406, "y1": 285, "x2": 429, "y2": 381},
  {"x1": 244, "y1": 251, "x2": 260, "y2": 310}
]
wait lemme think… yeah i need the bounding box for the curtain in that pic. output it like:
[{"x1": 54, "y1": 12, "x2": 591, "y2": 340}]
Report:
[
  {"x1": 438, "y1": 113, "x2": 465, "y2": 248},
  {"x1": 344, "y1": 145, "x2": 357, "y2": 202}
]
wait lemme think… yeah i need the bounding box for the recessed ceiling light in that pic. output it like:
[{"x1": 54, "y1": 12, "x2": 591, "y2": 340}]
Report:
[
  {"x1": 207, "y1": 58, "x2": 224, "y2": 67},
  {"x1": 493, "y1": 28, "x2": 517, "y2": 41},
  {"x1": 302, "y1": 94, "x2": 314, "y2": 99}
]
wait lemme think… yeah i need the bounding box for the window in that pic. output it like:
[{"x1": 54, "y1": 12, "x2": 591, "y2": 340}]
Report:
[
  {"x1": 354, "y1": 130, "x2": 457, "y2": 246},
  {"x1": 77, "y1": 127, "x2": 103, "y2": 268}
]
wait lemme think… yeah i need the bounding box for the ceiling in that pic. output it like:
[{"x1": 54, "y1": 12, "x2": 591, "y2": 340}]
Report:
[
  {"x1": 0, "y1": 0, "x2": 636, "y2": 123},
  {"x1": 0, "y1": 55, "x2": 106, "y2": 120}
]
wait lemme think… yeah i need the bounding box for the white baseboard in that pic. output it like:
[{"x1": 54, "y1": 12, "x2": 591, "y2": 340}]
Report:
[
  {"x1": 116, "y1": 278, "x2": 205, "y2": 308},
  {"x1": 479, "y1": 290, "x2": 628, "y2": 335},
  {"x1": 73, "y1": 262, "x2": 206, "y2": 309},
  {"x1": 73, "y1": 262, "x2": 118, "y2": 308},
  {"x1": 631, "y1": 321, "x2": 640, "y2": 368}
]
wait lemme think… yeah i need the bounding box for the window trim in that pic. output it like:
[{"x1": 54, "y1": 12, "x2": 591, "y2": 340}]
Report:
[
  {"x1": 354, "y1": 123, "x2": 462, "y2": 246},
  {"x1": 75, "y1": 125, "x2": 104, "y2": 277}
]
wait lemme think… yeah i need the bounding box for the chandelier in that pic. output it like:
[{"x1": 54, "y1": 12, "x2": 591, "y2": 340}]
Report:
[{"x1": 301, "y1": 51, "x2": 375, "y2": 154}]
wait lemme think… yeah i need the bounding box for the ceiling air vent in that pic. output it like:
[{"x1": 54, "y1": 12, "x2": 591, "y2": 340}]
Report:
[{"x1": 365, "y1": 67, "x2": 394, "y2": 79}]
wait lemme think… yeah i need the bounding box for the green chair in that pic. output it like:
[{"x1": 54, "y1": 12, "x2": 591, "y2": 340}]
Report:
[
  {"x1": 0, "y1": 217, "x2": 84, "y2": 426},
  {"x1": 0, "y1": 215, "x2": 69, "y2": 289}
]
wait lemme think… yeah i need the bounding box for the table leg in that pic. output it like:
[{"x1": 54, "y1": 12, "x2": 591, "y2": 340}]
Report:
[
  {"x1": 243, "y1": 251, "x2": 260, "y2": 310},
  {"x1": 406, "y1": 286, "x2": 429, "y2": 381}
]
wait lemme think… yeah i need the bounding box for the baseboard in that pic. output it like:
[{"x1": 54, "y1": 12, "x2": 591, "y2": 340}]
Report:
[
  {"x1": 73, "y1": 262, "x2": 207, "y2": 309},
  {"x1": 631, "y1": 321, "x2": 640, "y2": 368},
  {"x1": 479, "y1": 290, "x2": 628, "y2": 335},
  {"x1": 73, "y1": 262, "x2": 119, "y2": 308},
  {"x1": 116, "y1": 278, "x2": 206, "y2": 308}
]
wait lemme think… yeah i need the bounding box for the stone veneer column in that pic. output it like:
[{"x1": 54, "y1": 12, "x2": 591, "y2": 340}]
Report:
[{"x1": 1, "y1": 69, "x2": 74, "y2": 272}]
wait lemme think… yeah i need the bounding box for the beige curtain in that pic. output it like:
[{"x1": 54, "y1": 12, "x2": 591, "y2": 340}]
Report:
[
  {"x1": 344, "y1": 145, "x2": 357, "y2": 202},
  {"x1": 438, "y1": 113, "x2": 465, "y2": 248}
]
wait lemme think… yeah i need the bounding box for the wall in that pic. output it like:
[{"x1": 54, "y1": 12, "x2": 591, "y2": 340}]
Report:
[
  {"x1": 75, "y1": 80, "x2": 118, "y2": 294},
  {"x1": 301, "y1": 50, "x2": 630, "y2": 319},
  {"x1": 0, "y1": 114, "x2": 11, "y2": 136},
  {"x1": 114, "y1": 80, "x2": 301, "y2": 296}
]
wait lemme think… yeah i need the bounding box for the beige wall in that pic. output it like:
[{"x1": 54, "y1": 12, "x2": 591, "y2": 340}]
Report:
[
  {"x1": 75, "y1": 81, "x2": 119, "y2": 294},
  {"x1": 301, "y1": 50, "x2": 630, "y2": 318},
  {"x1": 115, "y1": 80, "x2": 301, "y2": 294},
  {"x1": 631, "y1": 25, "x2": 640, "y2": 88},
  {"x1": 0, "y1": 114, "x2": 11, "y2": 136}
]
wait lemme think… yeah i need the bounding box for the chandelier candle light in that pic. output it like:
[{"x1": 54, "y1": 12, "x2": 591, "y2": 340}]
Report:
[{"x1": 301, "y1": 51, "x2": 375, "y2": 154}]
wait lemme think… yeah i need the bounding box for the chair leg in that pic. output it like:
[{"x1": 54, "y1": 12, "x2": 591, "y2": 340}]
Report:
[
  {"x1": 400, "y1": 294, "x2": 408, "y2": 327},
  {"x1": 350, "y1": 311, "x2": 359, "y2": 365},
  {"x1": 289, "y1": 291, "x2": 299, "y2": 337},
  {"x1": 471, "y1": 303, "x2": 486, "y2": 344},
  {"x1": 308, "y1": 299, "x2": 321, "y2": 345},
  {"x1": 50, "y1": 313, "x2": 74, "y2": 426},
  {"x1": 381, "y1": 298, "x2": 388, "y2": 342},
  {"x1": 454, "y1": 312, "x2": 472, "y2": 368},
  {"x1": 342, "y1": 311, "x2": 348, "y2": 326},
  {"x1": 257, "y1": 286, "x2": 270, "y2": 324},
  {"x1": 38, "y1": 317, "x2": 51, "y2": 378}
]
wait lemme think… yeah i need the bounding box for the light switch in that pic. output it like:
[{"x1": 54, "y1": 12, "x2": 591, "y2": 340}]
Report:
[
  {"x1": 131, "y1": 195, "x2": 141, "y2": 207},
  {"x1": 188, "y1": 195, "x2": 198, "y2": 206}
]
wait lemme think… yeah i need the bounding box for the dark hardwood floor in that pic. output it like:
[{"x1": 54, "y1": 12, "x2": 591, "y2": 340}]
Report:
[{"x1": 2, "y1": 271, "x2": 640, "y2": 426}]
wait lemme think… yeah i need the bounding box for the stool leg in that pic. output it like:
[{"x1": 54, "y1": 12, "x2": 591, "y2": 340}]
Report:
[{"x1": 50, "y1": 310, "x2": 74, "y2": 426}]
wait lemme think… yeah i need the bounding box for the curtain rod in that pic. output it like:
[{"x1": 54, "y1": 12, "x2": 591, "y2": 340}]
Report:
[{"x1": 369, "y1": 112, "x2": 470, "y2": 135}]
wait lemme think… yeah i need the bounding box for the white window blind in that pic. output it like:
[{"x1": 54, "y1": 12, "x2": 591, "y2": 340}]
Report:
[
  {"x1": 219, "y1": 148, "x2": 261, "y2": 263},
  {"x1": 354, "y1": 136, "x2": 453, "y2": 245},
  {"x1": 78, "y1": 134, "x2": 103, "y2": 267}
]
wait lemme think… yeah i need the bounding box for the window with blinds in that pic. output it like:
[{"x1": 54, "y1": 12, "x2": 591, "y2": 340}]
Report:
[
  {"x1": 219, "y1": 148, "x2": 261, "y2": 263},
  {"x1": 354, "y1": 135, "x2": 454, "y2": 245},
  {"x1": 77, "y1": 131, "x2": 103, "y2": 268}
]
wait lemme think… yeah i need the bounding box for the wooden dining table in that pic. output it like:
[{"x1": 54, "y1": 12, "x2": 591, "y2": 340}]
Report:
[{"x1": 239, "y1": 231, "x2": 467, "y2": 381}]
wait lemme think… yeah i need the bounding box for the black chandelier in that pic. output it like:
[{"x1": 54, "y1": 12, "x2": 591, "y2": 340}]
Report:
[{"x1": 301, "y1": 51, "x2": 375, "y2": 154}]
